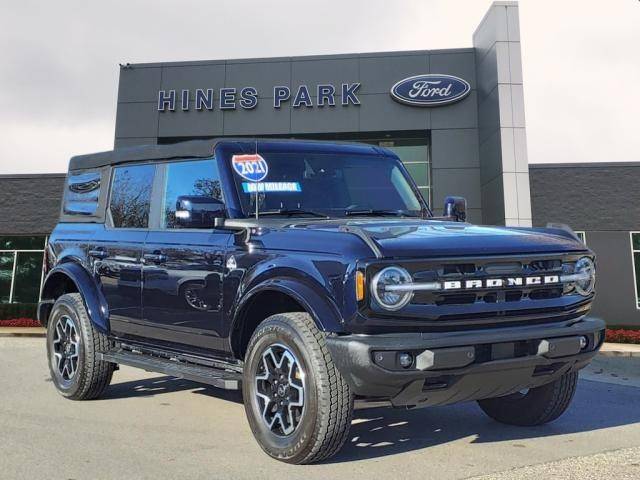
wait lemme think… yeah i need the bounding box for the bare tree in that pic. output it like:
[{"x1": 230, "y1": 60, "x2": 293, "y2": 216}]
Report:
[
  {"x1": 110, "y1": 170, "x2": 152, "y2": 228},
  {"x1": 191, "y1": 178, "x2": 222, "y2": 199}
]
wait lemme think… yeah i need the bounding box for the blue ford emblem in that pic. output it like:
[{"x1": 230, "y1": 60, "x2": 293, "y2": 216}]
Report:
[{"x1": 390, "y1": 74, "x2": 471, "y2": 107}]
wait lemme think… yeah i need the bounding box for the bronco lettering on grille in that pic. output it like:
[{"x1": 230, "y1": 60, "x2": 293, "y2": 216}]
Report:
[{"x1": 443, "y1": 275, "x2": 560, "y2": 290}]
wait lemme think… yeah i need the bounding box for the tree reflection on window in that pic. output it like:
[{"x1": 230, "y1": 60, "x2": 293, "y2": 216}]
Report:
[
  {"x1": 110, "y1": 165, "x2": 155, "y2": 228},
  {"x1": 162, "y1": 159, "x2": 223, "y2": 229}
]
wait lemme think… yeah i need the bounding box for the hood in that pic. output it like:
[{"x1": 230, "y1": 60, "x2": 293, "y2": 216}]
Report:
[
  {"x1": 299, "y1": 219, "x2": 587, "y2": 258},
  {"x1": 224, "y1": 218, "x2": 588, "y2": 258}
]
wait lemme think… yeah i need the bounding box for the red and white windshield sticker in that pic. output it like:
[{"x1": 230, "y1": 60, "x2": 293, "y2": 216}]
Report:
[{"x1": 231, "y1": 154, "x2": 269, "y2": 182}]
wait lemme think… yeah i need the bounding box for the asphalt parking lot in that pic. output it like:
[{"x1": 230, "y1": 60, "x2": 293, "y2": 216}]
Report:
[{"x1": 2, "y1": 337, "x2": 640, "y2": 480}]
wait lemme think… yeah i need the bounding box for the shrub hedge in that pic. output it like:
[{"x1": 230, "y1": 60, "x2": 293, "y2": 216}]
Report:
[
  {"x1": 0, "y1": 318, "x2": 41, "y2": 327},
  {"x1": 605, "y1": 328, "x2": 640, "y2": 345},
  {"x1": 0, "y1": 303, "x2": 37, "y2": 321}
]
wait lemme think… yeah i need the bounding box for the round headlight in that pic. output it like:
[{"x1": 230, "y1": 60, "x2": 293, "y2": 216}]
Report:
[
  {"x1": 574, "y1": 257, "x2": 595, "y2": 296},
  {"x1": 371, "y1": 266, "x2": 413, "y2": 311}
]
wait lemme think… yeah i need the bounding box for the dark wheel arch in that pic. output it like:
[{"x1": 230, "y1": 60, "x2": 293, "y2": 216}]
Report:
[
  {"x1": 230, "y1": 278, "x2": 344, "y2": 359},
  {"x1": 39, "y1": 262, "x2": 109, "y2": 333}
]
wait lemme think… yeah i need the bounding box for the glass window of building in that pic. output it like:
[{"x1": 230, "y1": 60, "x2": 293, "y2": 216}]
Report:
[
  {"x1": 0, "y1": 236, "x2": 46, "y2": 304},
  {"x1": 0, "y1": 253, "x2": 14, "y2": 303},
  {"x1": 632, "y1": 233, "x2": 640, "y2": 309},
  {"x1": 161, "y1": 159, "x2": 223, "y2": 228},
  {"x1": 377, "y1": 141, "x2": 431, "y2": 206}
]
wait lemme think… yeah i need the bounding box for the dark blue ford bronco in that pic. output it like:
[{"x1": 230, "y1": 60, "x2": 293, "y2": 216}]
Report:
[{"x1": 39, "y1": 139, "x2": 604, "y2": 464}]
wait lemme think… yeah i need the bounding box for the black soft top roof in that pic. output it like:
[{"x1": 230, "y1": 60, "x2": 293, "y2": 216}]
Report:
[
  {"x1": 69, "y1": 139, "x2": 222, "y2": 171},
  {"x1": 68, "y1": 138, "x2": 391, "y2": 171}
]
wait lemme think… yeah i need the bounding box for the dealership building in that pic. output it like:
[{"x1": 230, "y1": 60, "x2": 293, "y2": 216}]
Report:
[{"x1": 0, "y1": 1, "x2": 638, "y2": 327}]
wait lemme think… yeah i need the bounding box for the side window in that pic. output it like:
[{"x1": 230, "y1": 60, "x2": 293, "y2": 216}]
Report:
[
  {"x1": 109, "y1": 164, "x2": 155, "y2": 228},
  {"x1": 162, "y1": 159, "x2": 223, "y2": 229}
]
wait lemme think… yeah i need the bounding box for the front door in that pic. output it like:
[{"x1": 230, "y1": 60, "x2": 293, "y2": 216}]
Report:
[
  {"x1": 139, "y1": 157, "x2": 232, "y2": 354},
  {"x1": 141, "y1": 230, "x2": 230, "y2": 352}
]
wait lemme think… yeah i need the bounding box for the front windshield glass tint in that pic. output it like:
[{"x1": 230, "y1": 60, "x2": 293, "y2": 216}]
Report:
[{"x1": 231, "y1": 152, "x2": 424, "y2": 217}]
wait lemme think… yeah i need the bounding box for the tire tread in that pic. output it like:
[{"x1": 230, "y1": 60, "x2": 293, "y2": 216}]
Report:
[
  {"x1": 50, "y1": 293, "x2": 114, "y2": 400},
  {"x1": 244, "y1": 312, "x2": 353, "y2": 464},
  {"x1": 477, "y1": 371, "x2": 578, "y2": 426}
]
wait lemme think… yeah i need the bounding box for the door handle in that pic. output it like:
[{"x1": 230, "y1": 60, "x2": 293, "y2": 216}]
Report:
[
  {"x1": 143, "y1": 252, "x2": 168, "y2": 264},
  {"x1": 88, "y1": 249, "x2": 108, "y2": 260}
]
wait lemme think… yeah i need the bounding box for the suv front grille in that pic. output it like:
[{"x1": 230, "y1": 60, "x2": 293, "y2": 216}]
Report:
[
  {"x1": 418, "y1": 285, "x2": 564, "y2": 306},
  {"x1": 364, "y1": 253, "x2": 593, "y2": 330},
  {"x1": 410, "y1": 257, "x2": 567, "y2": 307}
]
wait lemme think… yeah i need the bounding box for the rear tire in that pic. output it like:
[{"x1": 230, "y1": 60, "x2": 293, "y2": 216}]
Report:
[
  {"x1": 242, "y1": 312, "x2": 353, "y2": 464},
  {"x1": 477, "y1": 371, "x2": 578, "y2": 426},
  {"x1": 46, "y1": 293, "x2": 114, "y2": 400}
]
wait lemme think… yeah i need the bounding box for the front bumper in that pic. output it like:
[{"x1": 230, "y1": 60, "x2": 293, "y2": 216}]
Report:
[{"x1": 326, "y1": 316, "x2": 605, "y2": 408}]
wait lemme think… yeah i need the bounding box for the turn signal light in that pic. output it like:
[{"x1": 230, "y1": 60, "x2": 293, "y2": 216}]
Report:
[{"x1": 356, "y1": 271, "x2": 365, "y2": 301}]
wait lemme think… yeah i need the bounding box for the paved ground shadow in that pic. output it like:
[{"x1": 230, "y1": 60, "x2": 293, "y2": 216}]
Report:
[
  {"x1": 100, "y1": 374, "x2": 639, "y2": 464},
  {"x1": 101, "y1": 375, "x2": 243, "y2": 403},
  {"x1": 327, "y1": 379, "x2": 640, "y2": 463}
]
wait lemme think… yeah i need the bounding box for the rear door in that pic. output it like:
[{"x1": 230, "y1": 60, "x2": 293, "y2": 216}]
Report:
[
  {"x1": 94, "y1": 163, "x2": 155, "y2": 336},
  {"x1": 141, "y1": 158, "x2": 232, "y2": 353}
]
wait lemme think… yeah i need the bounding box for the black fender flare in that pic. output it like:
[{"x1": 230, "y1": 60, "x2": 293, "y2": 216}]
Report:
[
  {"x1": 39, "y1": 262, "x2": 110, "y2": 333},
  {"x1": 230, "y1": 277, "x2": 344, "y2": 356}
]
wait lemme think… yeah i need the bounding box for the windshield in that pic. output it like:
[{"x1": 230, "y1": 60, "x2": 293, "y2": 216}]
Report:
[{"x1": 229, "y1": 152, "x2": 427, "y2": 218}]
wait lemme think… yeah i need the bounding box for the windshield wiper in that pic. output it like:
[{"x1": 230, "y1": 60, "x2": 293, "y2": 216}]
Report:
[
  {"x1": 344, "y1": 208, "x2": 418, "y2": 217},
  {"x1": 259, "y1": 208, "x2": 329, "y2": 218}
]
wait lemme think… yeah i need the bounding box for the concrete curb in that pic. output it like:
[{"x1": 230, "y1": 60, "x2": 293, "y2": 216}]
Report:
[
  {"x1": 0, "y1": 327, "x2": 46, "y2": 337},
  {"x1": 599, "y1": 342, "x2": 640, "y2": 358},
  {"x1": 598, "y1": 350, "x2": 640, "y2": 358}
]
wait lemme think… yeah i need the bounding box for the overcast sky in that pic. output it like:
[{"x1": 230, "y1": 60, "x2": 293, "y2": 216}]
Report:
[{"x1": 0, "y1": 0, "x2": 638, "y2": 174}]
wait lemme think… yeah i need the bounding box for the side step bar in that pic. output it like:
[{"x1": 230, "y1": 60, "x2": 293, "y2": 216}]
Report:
[{"x1": 99, "y1": 349, "x2": 242, "y2": 390}]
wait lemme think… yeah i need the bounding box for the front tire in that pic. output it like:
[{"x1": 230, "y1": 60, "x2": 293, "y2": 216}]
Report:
[
  {"x1": 242, "y1": 312, "x2": 353, "y2": 464},
  {"x1": 477, "y1": 371, "x2": 578, "y2": 426},
  {"x1": 46, "y1": 293, "x2": 114, "y2": 400}
]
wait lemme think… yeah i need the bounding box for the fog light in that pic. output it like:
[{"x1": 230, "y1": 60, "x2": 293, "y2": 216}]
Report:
[
  {"x1": 579, "y1": 336, "x2": 589, "y2": 350},
  {"x1": 398, "y1": 352, "x2": 414, "y2": 368}
]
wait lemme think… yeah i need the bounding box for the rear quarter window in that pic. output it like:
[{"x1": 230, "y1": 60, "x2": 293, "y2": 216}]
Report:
[
  {"x1": 64, "y1": 171, "x2": 102, "y2": 215},
  {"x1": 109, "y1": 164, "x2": 155, "y2": 228}
]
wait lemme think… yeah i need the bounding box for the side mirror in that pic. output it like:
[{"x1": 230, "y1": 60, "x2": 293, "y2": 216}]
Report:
[
  {"x1": 175, "y1": 195, "x2": 225, "y2": 229},
  {"x1": 443, "y1": 196, "x2": 467, "y2": 222}
]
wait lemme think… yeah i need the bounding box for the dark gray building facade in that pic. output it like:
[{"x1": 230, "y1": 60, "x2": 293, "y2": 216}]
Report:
[
  {"x1": 0, "y1": 1, "x2": 637, "y2": 327},
  {"x1": 114, "y1": 1, "x2": 531, "y2": 228},
  {"x1": 0, "y1": 174, "x2": 65, "y2": 305},
  {"x1": 530, "y1": 163, "x2": 640, "y2": 327}
]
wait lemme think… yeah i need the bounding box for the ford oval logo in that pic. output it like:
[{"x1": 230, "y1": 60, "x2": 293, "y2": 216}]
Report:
[{"x1": 390, "y1": 74, "x2": 471, "y2": 107}]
